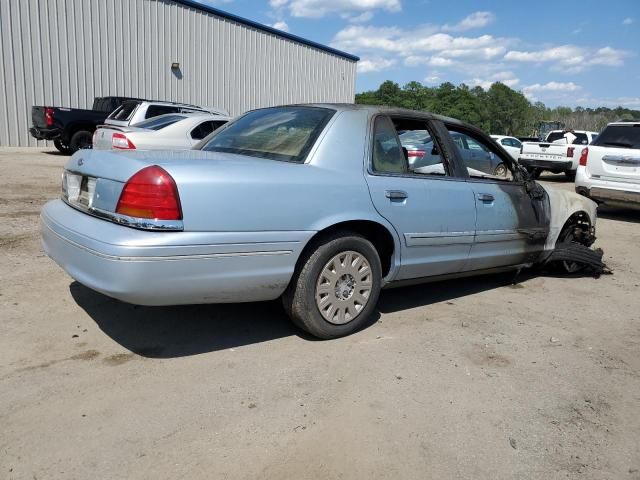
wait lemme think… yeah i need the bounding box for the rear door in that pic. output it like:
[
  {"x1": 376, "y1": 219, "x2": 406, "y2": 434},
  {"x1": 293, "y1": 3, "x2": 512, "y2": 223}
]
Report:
[
  {"x1": 440, "y1": 123, "x2": 550, "y2": 270},
  {"x1": 586, "y1": 124, "x2": 640, "y2": 182},
  {"x1": 365, "y1": 115, "x2": 477, "y2": 280}
]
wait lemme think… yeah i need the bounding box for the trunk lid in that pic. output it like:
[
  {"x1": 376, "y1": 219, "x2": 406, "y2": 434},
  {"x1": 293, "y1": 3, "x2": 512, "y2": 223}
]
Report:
[{"x1": 92, "y1": 125, "x2": 148, "y2": 150}]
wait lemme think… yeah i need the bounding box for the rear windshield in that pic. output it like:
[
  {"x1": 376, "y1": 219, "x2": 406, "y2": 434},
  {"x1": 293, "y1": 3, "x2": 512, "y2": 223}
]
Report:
[
  {"x1": 108, "y1": 101, "x2": 139, "y2": 121},
  {"x1": 592, "y1": 125, "x2": 640, "y2": 149},
  {"x1": 133, "y1": 114, "x2": 186, "y2": 130},
  {"x1": 545, "y1": 131, "x2": 565, "y2": 143},
  {"x1": 200, "y1": 106, "x2": 335, "y2": 163}
]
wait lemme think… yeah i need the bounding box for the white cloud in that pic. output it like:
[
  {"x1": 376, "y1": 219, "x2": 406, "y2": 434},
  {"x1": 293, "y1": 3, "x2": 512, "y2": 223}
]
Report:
[
  {"x1": 442, "y1": 11, "x2": 495, "y2": 32},
  {"x1": 423, "y1": 72, "x2": 441, "y2": 84},
  {"x1": 576, "y1": 96, "x2": 640, "y2": 108},
  {"x1": 466, "y1": 71, "x2": 520, "y2": 89},
  {"x1": 341, "y1": 11, "x2": 374, "y2": 23},
  {"x1": 622, "y1": 17, "x2": 633, "y2": 25},
  {"x1": 332, "y1": 26, "x2": 510, "y2": 59},
  {"x1": 504, "y1": 45, "x2": 630, "y2": 72},
  {"x1": 521, "y1": 81, "x2": 580, "y2": 100},
  {"x1": 274, "y1": 0, "x2": 400, "y2": 18},
  {"x1": 270, "y1": 20, "x2": 289, "y2": 32},
  {"x1": 357, "y1": 57, "x2": 397, "y2": 73}
]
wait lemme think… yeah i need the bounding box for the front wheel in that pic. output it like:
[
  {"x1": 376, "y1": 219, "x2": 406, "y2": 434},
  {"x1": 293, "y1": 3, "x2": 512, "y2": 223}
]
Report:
[{"x1": 282, "y1": 233, "x2": 382, "y2": 339}]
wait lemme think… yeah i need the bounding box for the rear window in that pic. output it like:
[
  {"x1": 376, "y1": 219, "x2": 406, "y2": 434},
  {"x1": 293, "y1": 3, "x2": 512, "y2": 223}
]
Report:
[
  {"x1": 546, "y1": 131, "x2": 565, "y2": 143},
  {"x1": 145, "y1": 105, "x2": 181, "y2": 119},
  {"x1": 108, "y1": 101, "x2": 139, "y2": 121},
  {"x1": 573, "y1": 133, "x2": 588, "y2": 145},
  {"x1": 592, "y1": 125, "x2": 640, "y2": 149},
  {"x1": 132, "y1": 114, "x2": 186, "y2": 131},
  {"x1": 200, "y1": 107, "x2": 335, "y2": 163}
]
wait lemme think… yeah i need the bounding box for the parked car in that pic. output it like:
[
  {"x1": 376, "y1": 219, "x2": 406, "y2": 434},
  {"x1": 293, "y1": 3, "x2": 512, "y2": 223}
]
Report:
[
  {"x1": 401, "y1": 130, "x2": 508, "y2": 177},
  {"x1": 41, "y1": 104, "x2": 598, "y2": 339},
  {"x1": 490, "y1": 135, "x2": 522, "y2": 161},
  {"x1": 30, "y1": 96, "x2": 144, "y2": 154},
  {"x1": 575, "y1": 121, "x2": 640, "y2": 209},
  {"x1": 104, "y1": 100, "x2": 228, "y2": 128},
  {"x1": 92, "y1": 113, "x2": 230, "y2": 151},
  {"x1": 519, "y1": 130, "x2": 599, "y2": 179}
]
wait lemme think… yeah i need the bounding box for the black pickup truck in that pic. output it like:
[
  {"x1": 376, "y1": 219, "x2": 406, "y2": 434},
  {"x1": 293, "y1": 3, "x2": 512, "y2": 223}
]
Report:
[{"x1": 30, "y1": 96, "x2": 144, "y2": 154}]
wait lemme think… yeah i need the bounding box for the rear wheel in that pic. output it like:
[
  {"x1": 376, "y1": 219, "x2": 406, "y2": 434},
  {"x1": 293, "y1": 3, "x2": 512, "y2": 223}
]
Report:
[
  {"x1": 69, "y1": 130, "x2": 93, "y2": 153},
  {"x1": 53, "y1": 139, "x2": 72, "y2": 155},
  {"x1": 493, "y1": 163, "x2": 507, "y2": 177},
  {"x1": 282, "y1": 232, "x2": 382, "y2": 339}
]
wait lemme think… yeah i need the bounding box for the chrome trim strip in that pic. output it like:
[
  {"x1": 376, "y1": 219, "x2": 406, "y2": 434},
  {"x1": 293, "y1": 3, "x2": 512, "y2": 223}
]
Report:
[
  {"x1": 44, "y1": 223, "x2": 292, "y2": 261},
  {"x1": 602, "y1": 155, "x2": 640, "y2": 165},
  {"x1": 62, "y1": 198, "x2": 184, "y2": 231}
]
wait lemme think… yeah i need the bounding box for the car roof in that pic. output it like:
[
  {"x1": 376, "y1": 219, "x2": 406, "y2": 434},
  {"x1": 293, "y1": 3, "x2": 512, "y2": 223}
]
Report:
[{"x1": 607, "y1": 121, "x2": 640, "y2": 126}]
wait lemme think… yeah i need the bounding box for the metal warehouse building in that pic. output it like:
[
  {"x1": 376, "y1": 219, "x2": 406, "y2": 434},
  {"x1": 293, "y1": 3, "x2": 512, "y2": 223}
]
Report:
[{"x1": 0, "y1": 0, "x2": 358, "y2": 146}]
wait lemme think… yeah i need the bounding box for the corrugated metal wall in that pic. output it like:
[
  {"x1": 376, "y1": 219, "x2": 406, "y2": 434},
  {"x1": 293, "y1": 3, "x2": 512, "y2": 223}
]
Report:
[{"x1": 0, "y1": 0, "x2": 357, "y2": 146}]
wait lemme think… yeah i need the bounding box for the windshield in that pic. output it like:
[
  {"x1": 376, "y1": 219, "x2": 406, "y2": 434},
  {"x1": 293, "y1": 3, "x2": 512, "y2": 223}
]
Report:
[
  {"x1": 133, "y1": 114, "x2": 186, "y2": 130},
  {"x1": 592, "y1": 125, "x2": 640, "y2": 149},
  {"x1": 200, "y1": 106, "x2": 335, "y2": 163}
]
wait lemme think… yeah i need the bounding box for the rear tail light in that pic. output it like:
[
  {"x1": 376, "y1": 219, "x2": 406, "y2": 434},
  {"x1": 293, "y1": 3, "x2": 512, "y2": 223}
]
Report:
[
  {"x1": 45, "y1": 107, "x2": 54, "y2": 127},
  {"x1": 116, "y1": 165, "x2": 182, "y2": 220},
  {"x1": 407, "y1": 150, "x2": 426, "y2": 158},
  {"x1": 567, "y1": 147, "x2": 574, "y2": 157},
  {"x1": 579, "y1": 147, "x2": 589, "y2": 167},
  {"x1": 112, "y1": 132, "x2": 136, "y2": 150}
]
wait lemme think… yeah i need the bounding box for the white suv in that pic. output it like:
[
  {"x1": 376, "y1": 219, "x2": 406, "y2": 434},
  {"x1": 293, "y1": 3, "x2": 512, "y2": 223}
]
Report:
[{"x1": 575, "y1": 121, "x2": 640, "y2": 209}]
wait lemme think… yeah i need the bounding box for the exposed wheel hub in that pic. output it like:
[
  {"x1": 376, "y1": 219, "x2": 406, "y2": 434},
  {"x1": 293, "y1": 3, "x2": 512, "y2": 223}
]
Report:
[{"x1": 335, "y1": 274, "x2": 355, "y2": 300}]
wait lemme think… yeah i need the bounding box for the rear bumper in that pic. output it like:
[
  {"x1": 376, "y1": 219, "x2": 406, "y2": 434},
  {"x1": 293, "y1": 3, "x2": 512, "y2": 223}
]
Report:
[
  {"x1": 41, "y1": 200, "x2": 313, "y2": 305},
  {"x1": 30, "y1": 126, "x2": 61, "y2": 140},
  {"x1": 577, "y1": 186, "x2": 640, "y2": 209},
  {"x1": 519, "y1": 158, "x2": 573, "y2": 172}
]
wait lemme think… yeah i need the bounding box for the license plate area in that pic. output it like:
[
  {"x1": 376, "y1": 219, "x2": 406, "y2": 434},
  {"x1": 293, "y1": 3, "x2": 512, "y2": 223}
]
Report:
[{"x1": 64, "y1": 172, "x2": 97, "y2": 209}]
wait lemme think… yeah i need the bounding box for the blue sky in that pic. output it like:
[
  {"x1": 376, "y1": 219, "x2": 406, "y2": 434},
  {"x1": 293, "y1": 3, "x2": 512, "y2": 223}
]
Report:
[{"x1": 200, "y1": 0, "x2": 640, "y2": 108}]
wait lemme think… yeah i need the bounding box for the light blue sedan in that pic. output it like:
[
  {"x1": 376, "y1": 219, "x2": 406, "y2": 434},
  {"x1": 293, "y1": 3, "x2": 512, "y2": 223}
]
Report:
[{"x1": 41, "y1": 104, "x2": 598, "y2": 338}]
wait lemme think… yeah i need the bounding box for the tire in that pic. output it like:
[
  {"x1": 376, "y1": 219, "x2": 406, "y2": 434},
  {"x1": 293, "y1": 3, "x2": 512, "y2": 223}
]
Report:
[
  {"x1": 564, "y1": 171, "x2": 576, "y2": 181},
  {"x1": 493, "y1": 163, "x2": 507, "y2": 177},
  {"x1": 282, "y1": 232, "x2": 382, "y2": 339},
  {"x1": 68, "y1": 130, "x2": 93, "y2": 153},
  {"x1": 556, "y1": 225, "x2": 585, "y2": 274},
  {"x1": 53, "y1": 139, "x2": 72, "y2": 155},
  {"x1": 526, "y1": 167, "x2": 542, "y2": 179}
]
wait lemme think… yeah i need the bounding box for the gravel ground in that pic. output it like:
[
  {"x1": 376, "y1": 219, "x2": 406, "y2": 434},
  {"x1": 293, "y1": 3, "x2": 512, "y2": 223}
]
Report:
[{"x1": 1, "y1": 147, "x2": 639, "y2": 480}]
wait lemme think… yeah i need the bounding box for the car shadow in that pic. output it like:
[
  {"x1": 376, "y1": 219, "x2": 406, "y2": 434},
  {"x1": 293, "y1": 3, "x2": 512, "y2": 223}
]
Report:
[
  {"x1": 43, "y1": 150, "x2": 67, "y2": 156},
  {"x1": 70, "y1": 282, "x2": 312, "y2": 358},
  {"x1": 377, "y1": 271, "x2": 519, "y2": 314},
  {"x1": 597, "y1": 205, "x2": 640, "y2": 224}
]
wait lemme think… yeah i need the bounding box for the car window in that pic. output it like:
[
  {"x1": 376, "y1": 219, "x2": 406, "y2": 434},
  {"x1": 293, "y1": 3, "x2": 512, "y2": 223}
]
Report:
[
  {"x1": 200, "y1": 106, "x2": 334, "y2": 163},
  {"x1": 372, "y1": 116, "x2": 406, "y2": 174},
  {"x1": 446, "y1": 127, "x2": 512, "y2": 180},
  {"x1": 592, "y1": 125, "x2": 640, "y2": 149},
  {"x1": 190, "y1": 120, "x2": 227, "y2": 140},
  {"x1": 133, "y1": 114, "x2": 186, "y2": 130},
  {"x1": 546, "y1": 131, "x2": 565, "y2": 143},
  {"x1": 573, "y1": 132, "x2": 588, "y2": 145},
  {"x1": 391, "y1": 119, "x2": 447, "y2": 176},
  {"x1": 145, "y1": 105, "x2": 181, "y2": 119},
  {"x1": 511, "y1": 138, "x2": 522, "y2": 149},
  {"x1": 500, "y1": 138, "x2": 510, "y2": 146},
  {"x1": 108, "y1": 101, "x2": 139, "y2": 120}
]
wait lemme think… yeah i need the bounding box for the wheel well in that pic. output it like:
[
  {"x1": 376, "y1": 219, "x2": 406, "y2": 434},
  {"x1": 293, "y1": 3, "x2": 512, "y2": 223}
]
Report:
[
  {"x1": 64, "y1": 123, "x2": 96, "y2": 142},
  {"x1": 559, "y1": 211, "x2": 594, "y2": 246},
  {"x1": 298, "y1": 221, "x2": 396, "y2": 278}
]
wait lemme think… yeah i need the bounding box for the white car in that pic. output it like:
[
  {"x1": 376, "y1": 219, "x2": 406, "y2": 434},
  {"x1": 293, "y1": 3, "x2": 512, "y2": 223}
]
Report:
[
  {"x1": 92, "y1": 113, "x2": 230, "y2": 151},
  {"x1": 575, "y1": 121, "x2": 640, "y2": 209},
  {"x1": 104, "y1": 100, "x2": 228, "y2": 128},
  {"x1": 491, "y1": 135, "x2": 523, "y2": 161}
]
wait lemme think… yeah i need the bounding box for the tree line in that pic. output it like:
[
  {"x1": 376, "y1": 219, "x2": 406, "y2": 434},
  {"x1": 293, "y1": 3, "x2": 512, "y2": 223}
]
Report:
[{"x1": 355, "y1": 80, "x2": 640, "y2": 136}]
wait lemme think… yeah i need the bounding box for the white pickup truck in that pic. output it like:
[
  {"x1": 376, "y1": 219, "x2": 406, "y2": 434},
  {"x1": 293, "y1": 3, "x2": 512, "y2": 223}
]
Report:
[
  {"x1": 575, "y1": 121, "x2": 640, "y2": 209},
  {"x1": 519, "y1": 130, "x2": 599, "y2": 179}
]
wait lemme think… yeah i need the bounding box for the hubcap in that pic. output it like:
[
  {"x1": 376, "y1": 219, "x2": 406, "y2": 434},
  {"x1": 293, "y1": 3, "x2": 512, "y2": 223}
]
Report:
[{"x1": 315, "y1": 250, "x2": 372, "y2": 325}]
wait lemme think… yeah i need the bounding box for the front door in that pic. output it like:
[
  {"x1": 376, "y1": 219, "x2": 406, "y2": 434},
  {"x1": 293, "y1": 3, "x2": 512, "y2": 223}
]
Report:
[{"x1": 365, "y1": 115, "x2": 477, "y2": 280}]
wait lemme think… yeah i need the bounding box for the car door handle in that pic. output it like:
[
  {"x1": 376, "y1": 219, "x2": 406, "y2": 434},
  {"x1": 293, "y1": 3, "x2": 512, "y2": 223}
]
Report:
[
  {"x1": 385, "y1": 190, "x2": 408, "y2": 200},
  {"x1": 477, "y1": 193, "x2": 494, "y2": 202}
]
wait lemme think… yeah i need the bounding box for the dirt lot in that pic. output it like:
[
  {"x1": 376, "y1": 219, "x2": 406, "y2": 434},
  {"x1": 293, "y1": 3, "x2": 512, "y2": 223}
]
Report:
[{"x1": 1, "y1": 147, "x2": 639, "y2": 480}]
